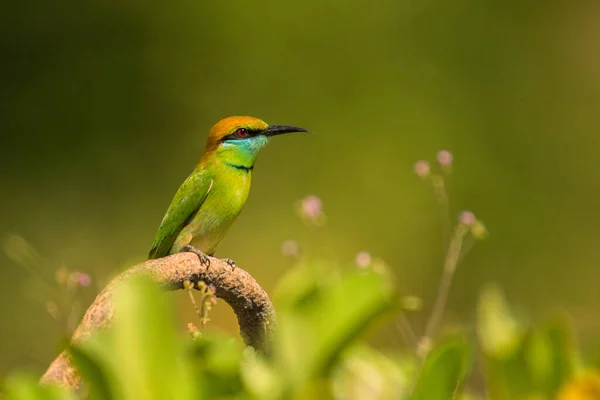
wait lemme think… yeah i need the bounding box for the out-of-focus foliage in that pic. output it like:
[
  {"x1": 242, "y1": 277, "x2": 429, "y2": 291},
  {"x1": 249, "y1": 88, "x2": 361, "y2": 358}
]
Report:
[
  {"x1": 477, "y1": 284, "x2": 581, "y2": 400},
  {"x1": 1, "y1": 234, "x2": 93, "y2": 337},
  {"x1": 3, "y1": 374, "x2": 75, "y2": 400},
  {"x1": 411, "y1": 337, "x2": 472, "y2": 400},
  {"x1": 1, "y1": 263, "x2": 400, "y2": 400},
  {"x1": 3, "y1": 0, "x2": 600, "y2": 395},
  {"x1": 2, "y1": 264, "x2": 599, "y2": 400},
  {"x1": 3, "y1": 0, "x2": 600, "y2": 377}
]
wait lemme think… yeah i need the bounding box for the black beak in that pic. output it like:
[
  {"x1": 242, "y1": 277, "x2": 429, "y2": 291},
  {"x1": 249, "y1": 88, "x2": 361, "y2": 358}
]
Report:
[{"x1": 263, "y1": 125, "x2": 309, "y2": 137}]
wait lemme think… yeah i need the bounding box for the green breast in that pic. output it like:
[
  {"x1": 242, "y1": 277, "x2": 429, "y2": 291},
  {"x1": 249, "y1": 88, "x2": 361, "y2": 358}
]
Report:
[{"x1": 183, "y1": 167, "x2": 252, "y2": 255}]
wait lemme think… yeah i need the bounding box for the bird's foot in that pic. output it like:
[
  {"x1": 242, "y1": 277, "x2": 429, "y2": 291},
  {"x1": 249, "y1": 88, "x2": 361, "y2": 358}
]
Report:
[
  {"x1": 224, "y1": 258, "x2": 237, "y2": 270},
  {"x1": 182, "y1": 245, "x2": 211, "y2": 268}
]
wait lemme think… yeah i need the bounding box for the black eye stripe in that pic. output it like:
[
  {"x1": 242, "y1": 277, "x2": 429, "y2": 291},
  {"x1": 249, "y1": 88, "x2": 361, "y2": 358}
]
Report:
[{"x1": 221, "y1": 127, "x2": 263, "y2": 141}]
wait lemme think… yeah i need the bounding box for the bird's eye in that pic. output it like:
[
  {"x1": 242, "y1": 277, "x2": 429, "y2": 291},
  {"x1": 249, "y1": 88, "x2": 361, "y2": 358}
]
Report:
[{"x1": 235, "y1": 128, "x2": 249, "y2": 138}]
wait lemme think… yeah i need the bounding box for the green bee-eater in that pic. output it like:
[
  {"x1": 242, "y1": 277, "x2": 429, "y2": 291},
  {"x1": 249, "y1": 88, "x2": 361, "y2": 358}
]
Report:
[{"x1": 148, "y1": 116, "x2": 308, "y2": 266}]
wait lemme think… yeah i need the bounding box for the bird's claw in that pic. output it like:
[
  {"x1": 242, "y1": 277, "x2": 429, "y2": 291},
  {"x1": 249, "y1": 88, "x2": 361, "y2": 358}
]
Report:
[
  {"x1": 199, "y1": 254, "x2": 210, "y2": 268},
  {"x1": 225, "y1": 258, "x2": 237, "y2": 270},
  {"x1": 182, "y1": 245, "x2": 211, "y2": 268}
]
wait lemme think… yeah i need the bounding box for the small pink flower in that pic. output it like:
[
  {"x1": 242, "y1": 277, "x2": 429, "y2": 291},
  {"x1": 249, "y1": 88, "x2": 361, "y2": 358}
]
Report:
[
  {"x1": 413, "y1": 161, "x2": 430, "y2": 178},
  {"x1": 208, "y1": 285, "x2": 216, "y2": 294},
  {"x1": 187, "y1": 322, "x2": 201, "y2": 339},
  {"x1": 300, "y1": 195, "x2": 323, "y2": 219},
  {"x1": 436, "y1": 150, "x2": 453, "y2": 167},
  {"x1": 459, "y1": 210, "x2": 477, "y2": 226},
  {"x1": 281, "y1": 240, "x2": 300, "y2": 257},
  {"x1": 355, "y1": 251, "x2": 372, "y2": 268},
  {"x1": 70, "y1": 272, "x2": 92, "y2": 287}
]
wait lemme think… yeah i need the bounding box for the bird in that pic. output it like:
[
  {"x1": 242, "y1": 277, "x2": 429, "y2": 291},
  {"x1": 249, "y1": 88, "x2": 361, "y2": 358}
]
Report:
[{"x1": 148, "y1": 116, "x2": 308, "y2": 268}]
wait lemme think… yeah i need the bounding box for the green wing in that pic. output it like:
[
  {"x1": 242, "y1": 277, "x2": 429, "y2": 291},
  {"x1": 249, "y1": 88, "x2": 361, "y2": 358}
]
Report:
[{"x1": 148, "y1": 170, "x2": 214, "y2": 259}]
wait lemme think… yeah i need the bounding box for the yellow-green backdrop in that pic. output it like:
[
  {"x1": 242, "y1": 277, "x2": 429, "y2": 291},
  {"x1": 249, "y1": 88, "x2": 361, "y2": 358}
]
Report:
[{"x1": 2, "y1": 0, "x2": 600, "y2": 376}]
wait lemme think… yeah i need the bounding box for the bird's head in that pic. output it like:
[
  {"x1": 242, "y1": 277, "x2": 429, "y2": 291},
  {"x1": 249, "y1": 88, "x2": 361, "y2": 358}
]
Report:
[{"x1": 203, "y1": 116, "x2": 308, "y2": 167}]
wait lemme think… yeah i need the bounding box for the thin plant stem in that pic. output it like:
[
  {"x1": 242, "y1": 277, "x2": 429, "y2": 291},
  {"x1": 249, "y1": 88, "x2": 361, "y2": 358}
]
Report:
[
  {"x1": 457, "y1": 235, "x2": 476, "y2": 265},
  {"x1": 410, "y1": 224, "x2": 469, "y2": 395},
  {"x1": 185, "y1": 281, "x2": 205, "y2": 325},
  {"x1": 431, "y1": 175, "x2": 452, "y2": 250},
  {"x1": 396, "y1": 314, "x2": 418, "y2": 349},
  {"x1": 199, "y1": 290, "x2": 211, "y2": 328},
  {"x1": 419, "y1": 224, "x2": 469, "y2": 358}
]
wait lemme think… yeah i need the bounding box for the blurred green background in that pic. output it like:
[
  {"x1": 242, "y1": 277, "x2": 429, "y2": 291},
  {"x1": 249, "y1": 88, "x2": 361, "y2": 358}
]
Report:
[{"x1": 2, "y1": 0, "x2": 600, "y2": 378}]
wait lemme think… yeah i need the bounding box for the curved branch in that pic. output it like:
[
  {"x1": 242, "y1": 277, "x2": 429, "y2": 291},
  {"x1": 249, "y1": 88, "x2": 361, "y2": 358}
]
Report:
[{"x1": 40, "y1": 253, "x2": 276, "y2": 389}]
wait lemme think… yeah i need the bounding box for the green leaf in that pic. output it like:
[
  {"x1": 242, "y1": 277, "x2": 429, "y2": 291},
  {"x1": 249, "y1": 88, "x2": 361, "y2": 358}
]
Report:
[
  {"x1": 476, "y1": 284, "x2": 523, "y2": 359},
  {"x1": 273, "y1": 259, "x2": 334, "y2": 312},
  {"x1": 67, "y1": 344, "x2": 113, "y2": 400},
  {"x1": 477, "y1": 284, "x2": 532, "y2": 399},
  {"x1": 3, "y1": 374, "x2": 75, "y2": 400},
  {"x1": 331, "y1": 345, "x2": 410, "y2": 400},
  {"x1": 274, "y1": 265, "x2": 396, "y2": 392},
  {"x1": 241, "y1": 349, "x2": 283, "y2": 400},
  {"x1": 486, "y1": 328, "x2": 572, "y2": 400},
  {"x1": 479, "y1": 287, "x2": 577, "y2": 400},
  {"x1": 112, "y1": 274, "x2": 197, "y2": 400},
  {"x1": 526, "y1": 318, "x2": 576, "y2": 395},
  {"x1": 76, "y1": 274, "x2": 197, "y2": 400},
  {"x1": 188, "y1": 333, "x2": 245, "y2": 398},
  {"x1": 411, "y1": 337, "x2": 473, "y2": 400}
]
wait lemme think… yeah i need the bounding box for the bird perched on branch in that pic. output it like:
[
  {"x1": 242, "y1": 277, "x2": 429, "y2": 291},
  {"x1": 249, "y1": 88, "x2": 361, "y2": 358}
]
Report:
[{"x1": 148, "y1": 116, "x2": 308, "y2": 267}]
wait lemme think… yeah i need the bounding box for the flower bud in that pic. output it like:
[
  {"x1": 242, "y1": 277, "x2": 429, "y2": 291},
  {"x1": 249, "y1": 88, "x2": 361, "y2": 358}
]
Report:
[
  {"x1": 281, "y1": 240, "x2": 300, "y2": 257},
  {"x1": 459, "y1": 210, "x2": 477, "y2": 226},
  {"x1": 355, "y1": 251, "x2": 372, "y2": 268},
  {"x1": 436, "y1": 150, "x2": 453, "y2": 167},
  {"x1": 414, "y1": 161, "x2": 431, "y2": 178},
  {"x1": 472, "y1": 221, "x2": 488, "y2": 240}
]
